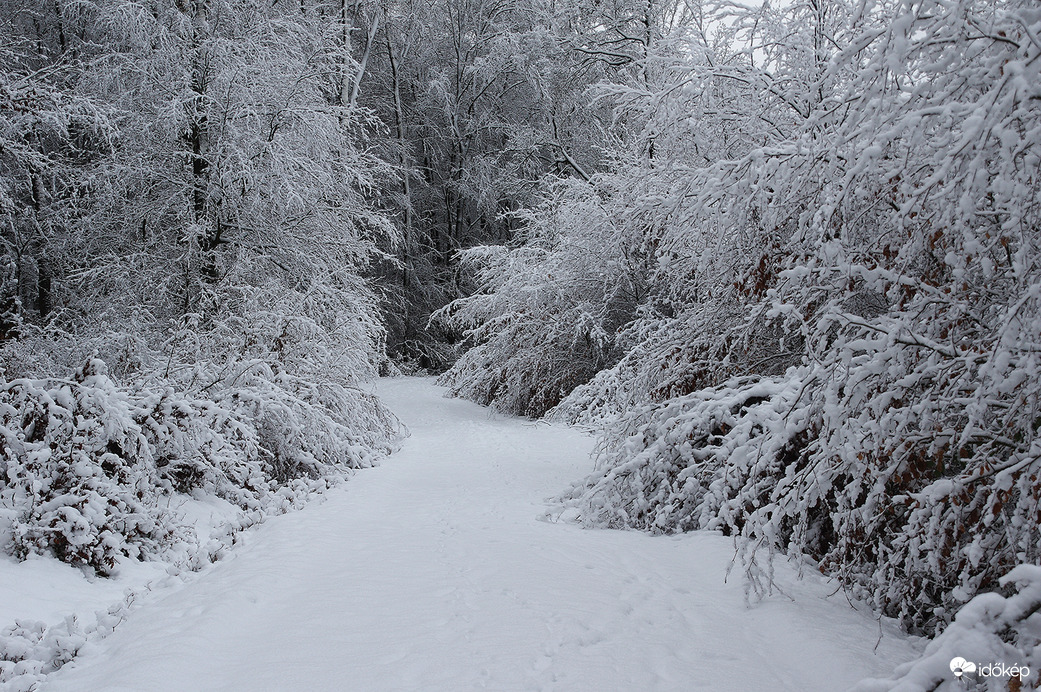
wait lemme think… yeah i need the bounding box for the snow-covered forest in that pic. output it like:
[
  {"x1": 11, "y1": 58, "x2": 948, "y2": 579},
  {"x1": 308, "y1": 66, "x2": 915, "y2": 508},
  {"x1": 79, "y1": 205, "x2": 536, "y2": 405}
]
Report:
[{"x1": 2, "y1": 0, "x2": 1040, "y2": 688}]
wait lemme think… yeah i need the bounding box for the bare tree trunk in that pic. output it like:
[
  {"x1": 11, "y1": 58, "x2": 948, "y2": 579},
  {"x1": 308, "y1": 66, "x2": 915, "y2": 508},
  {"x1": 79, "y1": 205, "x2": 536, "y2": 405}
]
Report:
[
  {"x1": 385, "y1": 17, "x2": 416, "y2": 339},
  {"x1": 339, "y1": 0, "x2": 354, "y2": 108},
  {"x1": 348, "y1": 11, "x2": 380, "y2": 109}
]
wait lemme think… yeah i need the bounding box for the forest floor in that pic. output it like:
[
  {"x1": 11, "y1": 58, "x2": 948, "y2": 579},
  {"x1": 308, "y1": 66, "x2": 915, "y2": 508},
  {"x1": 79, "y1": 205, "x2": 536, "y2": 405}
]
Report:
[{"x1": 33, "y1": 377, "x2": 915, "y2": 691}]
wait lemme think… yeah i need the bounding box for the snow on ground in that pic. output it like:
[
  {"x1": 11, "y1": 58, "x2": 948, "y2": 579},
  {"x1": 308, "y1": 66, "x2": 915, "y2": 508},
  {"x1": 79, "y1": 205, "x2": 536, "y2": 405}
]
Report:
[
  {"x1": 35, "y1": 377, "x2": 914, "y2": 691},
  {"x1": 0, "y1": 553, "x2": 161, "y2": 630}
]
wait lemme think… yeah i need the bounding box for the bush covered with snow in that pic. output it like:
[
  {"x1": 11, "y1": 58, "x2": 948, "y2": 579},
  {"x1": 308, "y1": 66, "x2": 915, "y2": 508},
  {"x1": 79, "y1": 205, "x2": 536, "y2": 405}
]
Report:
[
  {"x1": 0, "y1": 578, "x2": 151, "y2": 691},
  {"x1": 434, "y1": 177, "x2": 655, "y2": 417},
  {"x1": 554, "y1": 354, "x2": 1040, "y2": 634},
  {"x1": 853, "y1": 565, "x2": 1041, "y2": 692},
  {"x1": 0, "y1": 353, "x2": 401, "y2": 576},
  {"x1": 1, "y1": 359, "x2": 180, "y2": 573}
]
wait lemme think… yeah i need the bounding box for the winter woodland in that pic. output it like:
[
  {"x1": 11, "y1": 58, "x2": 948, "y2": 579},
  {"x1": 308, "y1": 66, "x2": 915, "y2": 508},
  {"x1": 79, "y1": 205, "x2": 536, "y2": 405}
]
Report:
[{"x1": 1, "y1": 0, "x2": 1039, "y2": 688}]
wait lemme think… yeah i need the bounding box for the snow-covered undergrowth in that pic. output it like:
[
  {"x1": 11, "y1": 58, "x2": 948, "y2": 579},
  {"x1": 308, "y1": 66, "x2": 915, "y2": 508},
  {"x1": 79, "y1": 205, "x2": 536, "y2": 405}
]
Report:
[
  {"x1": 1, "y1": 356, "x2": 399, "y2": 571},
  {"x1": 433, "y1": 179, "x2": 645, "y2": 418},
  {"x1": 0, "y1": 571, "x2": 157, "y2": 689},
  {"x1": 0, "y1": 353, "x2": 402, "y2": 689},
  {"x1": 549, "y1": 302, "x2": 1040, "y2": 679},
  {"x1": 0, "y1": 509, "x2": 274, "y2": 690},
  {"x1": 553, "y1": 359, "x2": 1041, "y2": 633},
  {"x1": 853, "y1": 565, "x2": 1041, "y2": 691}
]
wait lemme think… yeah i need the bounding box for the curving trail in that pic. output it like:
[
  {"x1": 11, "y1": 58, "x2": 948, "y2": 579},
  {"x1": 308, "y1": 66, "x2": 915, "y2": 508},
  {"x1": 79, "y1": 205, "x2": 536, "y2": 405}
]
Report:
[{"x1": 43, "y1": 378, "x2": 910, "y2": 692}]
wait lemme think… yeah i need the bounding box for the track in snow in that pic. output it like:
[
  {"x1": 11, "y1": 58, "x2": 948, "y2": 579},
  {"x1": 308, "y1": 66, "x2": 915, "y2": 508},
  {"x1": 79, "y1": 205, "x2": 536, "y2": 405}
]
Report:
[{"x1": 42, "y1": 377, "x2": 910, "y2": 692}]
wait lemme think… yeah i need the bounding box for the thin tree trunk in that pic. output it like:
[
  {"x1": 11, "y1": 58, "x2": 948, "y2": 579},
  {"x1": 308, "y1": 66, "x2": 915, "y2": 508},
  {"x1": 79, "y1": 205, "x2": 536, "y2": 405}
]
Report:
[
  {"x1": 385, "y1": 18, "x2": 415, "y2": 336},
  {"x1": 348, "y1": 11, "x2": 380, "y2": 109}
]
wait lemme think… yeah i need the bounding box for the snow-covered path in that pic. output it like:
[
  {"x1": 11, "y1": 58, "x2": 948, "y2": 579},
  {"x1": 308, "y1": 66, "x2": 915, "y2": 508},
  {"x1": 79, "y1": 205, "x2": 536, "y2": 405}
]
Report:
[{"x1": 43, "y1": 378, "x2": 910, "y2": 692}]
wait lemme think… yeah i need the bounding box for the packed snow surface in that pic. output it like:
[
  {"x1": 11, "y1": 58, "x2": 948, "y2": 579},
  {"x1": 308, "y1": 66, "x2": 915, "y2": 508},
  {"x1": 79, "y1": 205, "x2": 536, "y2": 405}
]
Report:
[{"x1": 41, "y1": 377, "x2": 912, "y2": 691}]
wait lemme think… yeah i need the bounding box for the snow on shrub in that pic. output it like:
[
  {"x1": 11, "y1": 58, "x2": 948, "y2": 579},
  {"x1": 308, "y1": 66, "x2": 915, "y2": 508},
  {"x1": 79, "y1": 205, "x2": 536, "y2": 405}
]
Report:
[
  {"x1": 853, "y1": 565, "x2": 1041, "y2": 692},
  {"x1": 435, "y1": 177, "x2": 654, "y2": 418},
  {"x1": 163, "y1": 285, "x2": 403, "y2": 488},
  {"x1": 555, "y1": 339, "x2": 1041, "y2": 635},
  {"x1": 206, "y1": 365, "x2": 401, "y2": 496},
  {"x1": 1, "y1": 359, "x2": 181, "y2": 574},
  {"x1": 0, "y1": 618, "x2": 88, "y2": 691},
  {"x1": 0, "y1": 583, "x2": 149, "y2": 691},
  {"x1": 0, "y1": 354, "x2": 402, "y2": 575},
  {"x1": 552, "y1": 375, "x2": 810, "y2": 533}
]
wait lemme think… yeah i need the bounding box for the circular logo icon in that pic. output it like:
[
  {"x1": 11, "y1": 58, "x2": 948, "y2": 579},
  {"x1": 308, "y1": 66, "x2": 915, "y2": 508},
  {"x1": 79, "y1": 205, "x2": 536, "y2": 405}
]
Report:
[{"x1": 949, "y1": 657, "x2": 977, "y2": 677}]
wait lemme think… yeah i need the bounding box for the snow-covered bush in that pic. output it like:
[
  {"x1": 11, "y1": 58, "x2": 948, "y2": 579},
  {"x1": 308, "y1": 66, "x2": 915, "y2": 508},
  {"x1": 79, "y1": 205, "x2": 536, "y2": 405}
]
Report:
[
  {"x1": 0, "y1": 583, "x2": 145, "y2": 691},
  {"x1": 156, "y1": 279, "x2": 402, "y2": 481},
  {"x1": 435, "y1": 176, "x2": 655, "y2": 417},
  {"x1": 553, "y1": 375, "x2": 811, "y2": 533},
  {"x1": 0, "y1": 349, "x2": 402, "y2": 574},
  {"x1": 853, "y1": 565, "x2": 1041, "y2": 692},
  {"x1": 0, "y1": 357, "x2": 181, "y2": 570},
  {"x1": 556, "y1": 350, "x2": 1040, "y2": 632},
  {"x1": 1, "y1": 359, "x2": 181, "y2": 574},
  {"x1": 0, "y1": 617, "x2": 89, "y2": 691}
]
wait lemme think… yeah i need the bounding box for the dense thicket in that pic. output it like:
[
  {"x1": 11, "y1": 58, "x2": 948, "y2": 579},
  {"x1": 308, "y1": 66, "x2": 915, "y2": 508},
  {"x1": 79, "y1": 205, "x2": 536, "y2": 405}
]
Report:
[{"x1": 438, "y1": 0, "x2": 1041, "y2": 652}]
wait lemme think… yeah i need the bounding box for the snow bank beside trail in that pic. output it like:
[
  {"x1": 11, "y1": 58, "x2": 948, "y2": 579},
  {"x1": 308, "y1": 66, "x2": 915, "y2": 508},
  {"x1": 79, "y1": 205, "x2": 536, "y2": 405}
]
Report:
[
  {"x1": 0, "y1": 556, "x2": 168, "y2": 690},
  {"x1": 0, "y1": 493, "x2": 243, "y2": 634},
  {"x1": 38, "y1": 377, "x2": 916, "y2": 692}
]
